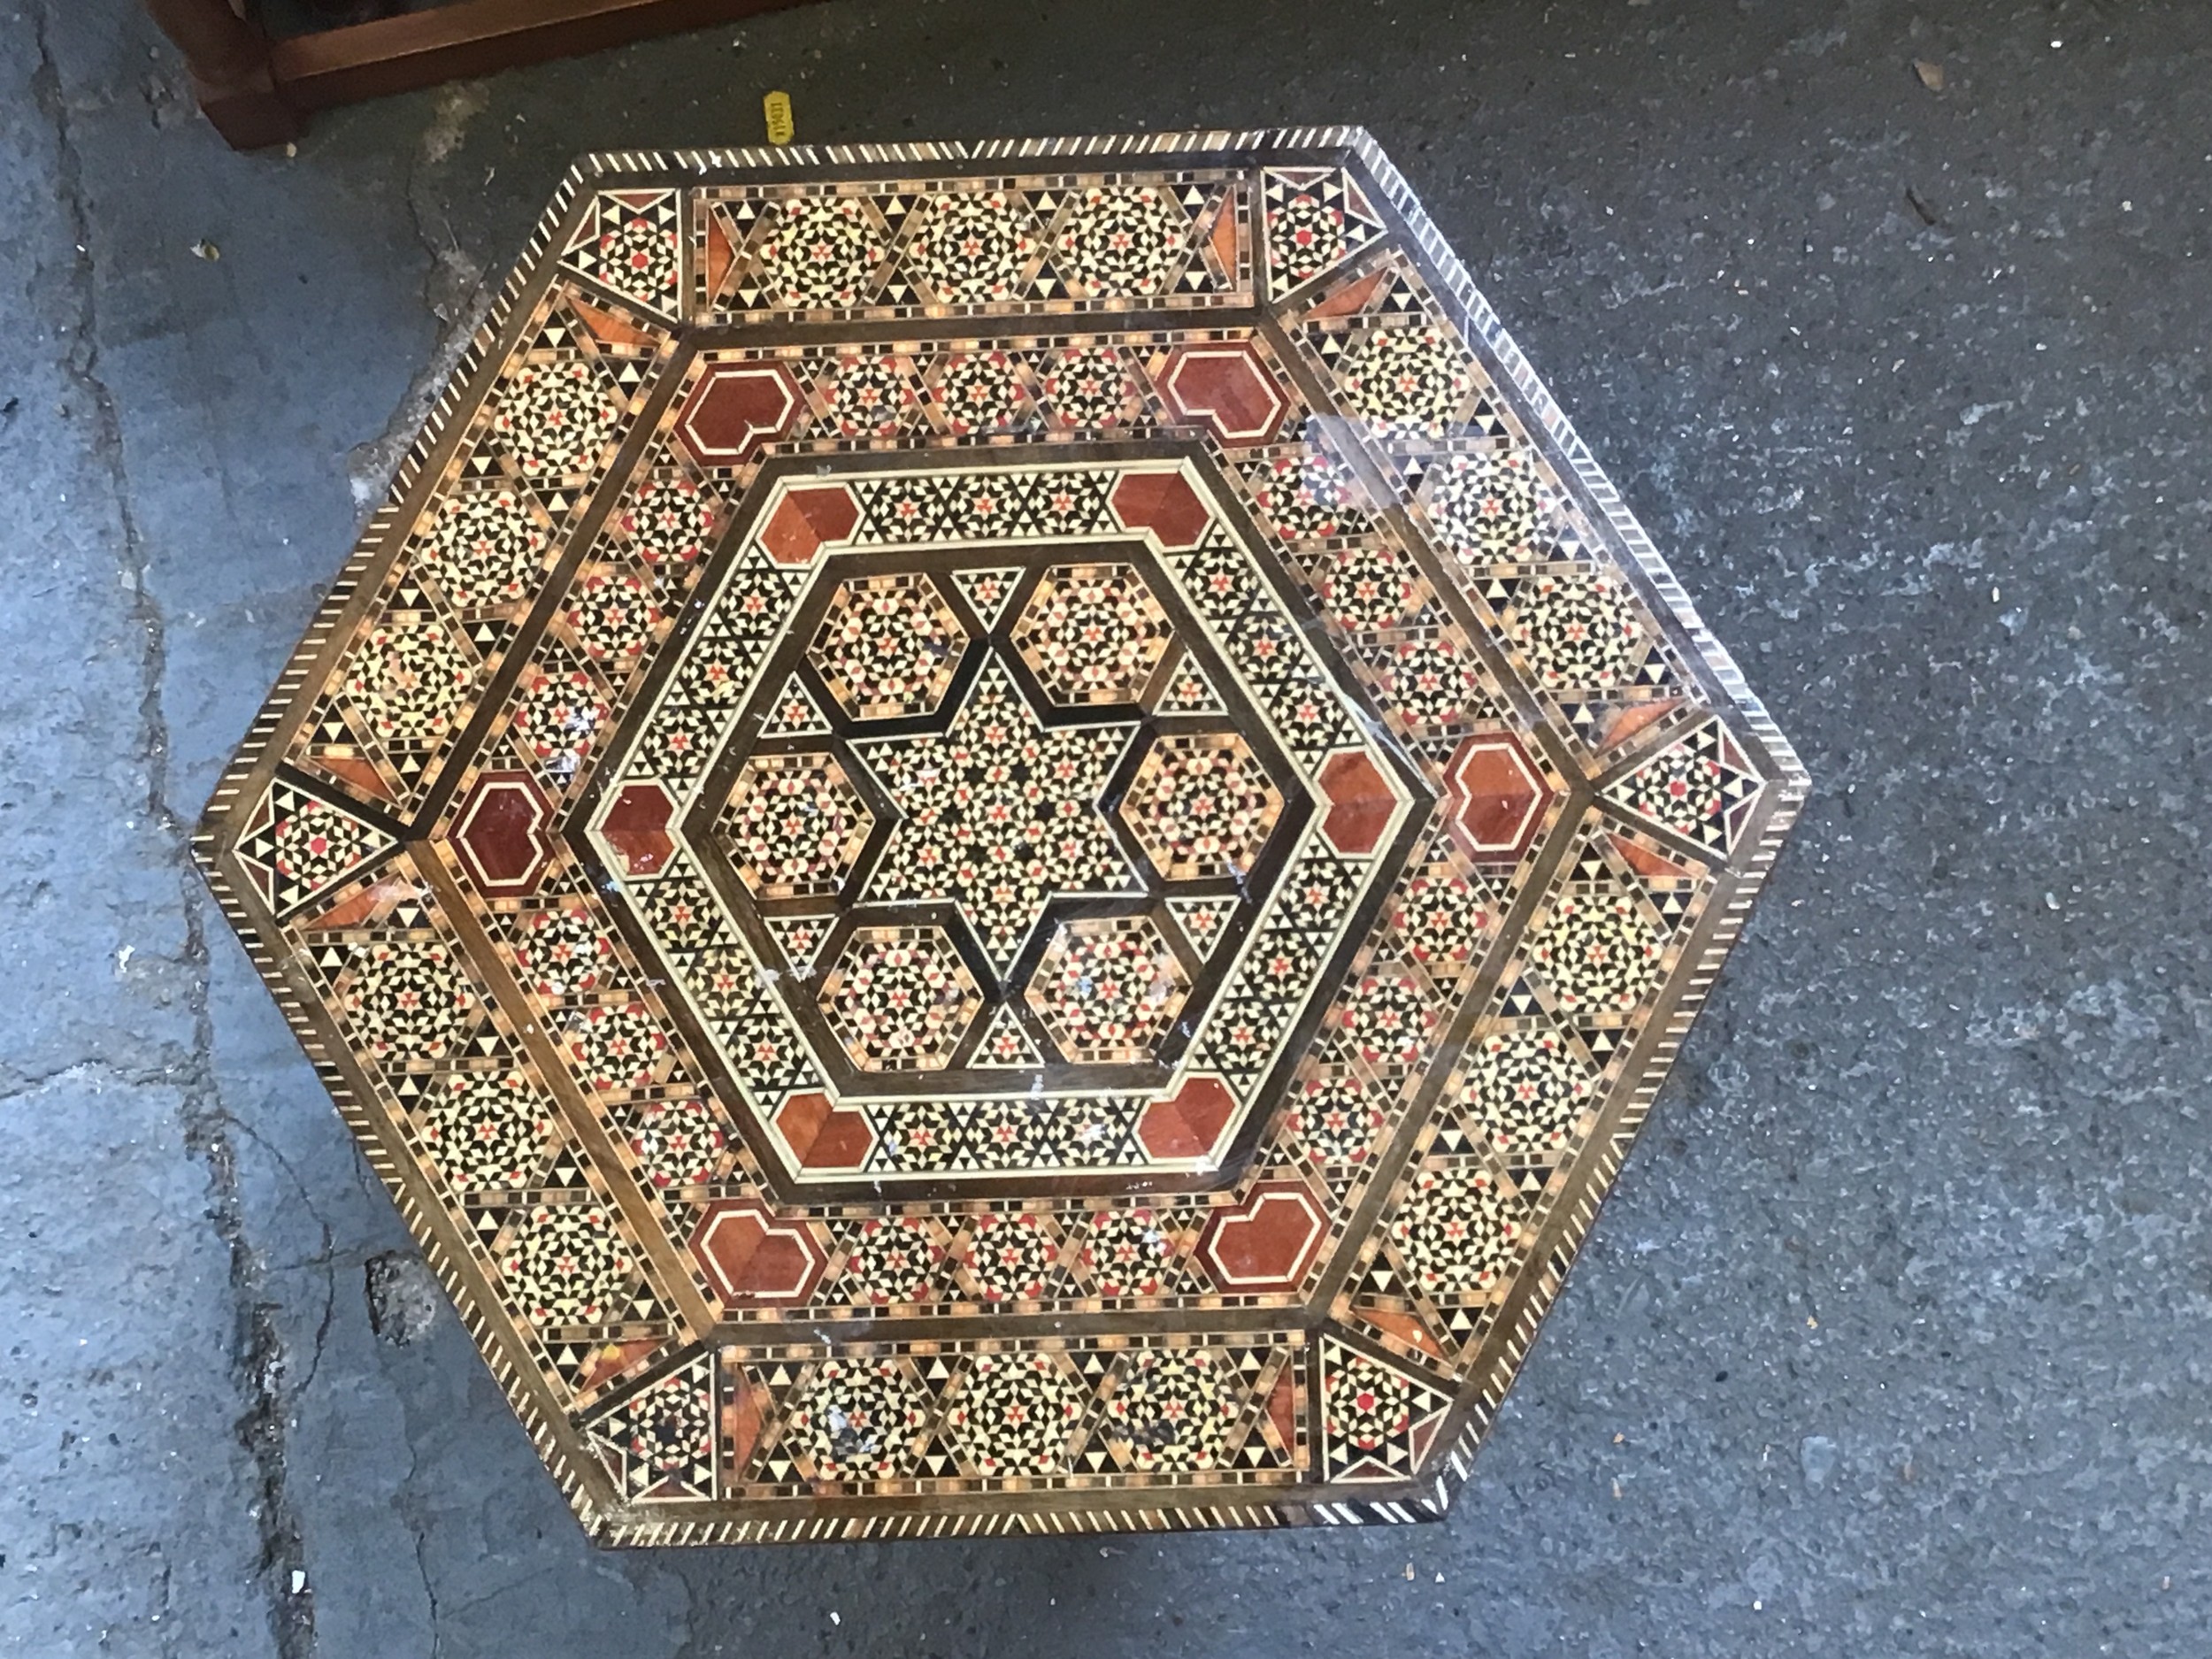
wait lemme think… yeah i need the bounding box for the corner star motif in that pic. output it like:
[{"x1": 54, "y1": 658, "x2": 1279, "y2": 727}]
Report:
[{"x1": 851, "y1": 656, "x2": 1140, "y2": 973}]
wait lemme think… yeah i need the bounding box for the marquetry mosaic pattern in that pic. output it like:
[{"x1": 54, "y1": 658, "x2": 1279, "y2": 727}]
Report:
[{"x1": 196, "y1": 133, "x2": 1803, "y2": 1545}]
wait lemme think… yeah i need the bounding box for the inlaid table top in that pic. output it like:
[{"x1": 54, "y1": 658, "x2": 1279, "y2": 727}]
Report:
[{"x1": 196, "y1": 129, "x2": 1806, "y2": 1545}]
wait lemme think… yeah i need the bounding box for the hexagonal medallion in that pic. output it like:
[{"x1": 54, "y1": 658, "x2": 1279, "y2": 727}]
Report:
[
  {"x1": 817, "y1": 925, "x2": 983, "y2": 1071},
  {"x1": 196, "y1": 133, "x2": 1805, "y2": 1545},
  {"x1": 1026, "y1": 915, "x2": 1193, "y2": 1064},
  {"x1": 1008, "y1": 562, "x2": 1173, "y2": 706},
  {"x1": 1119, "y1": 732, "x2": 1286, "y2": 881},
  {"x1": 711, "y1": 752, "x2": 873, "y2": 901},
  {"x1": 808, "y1": 571, "x2": 968, "y2": 719}
]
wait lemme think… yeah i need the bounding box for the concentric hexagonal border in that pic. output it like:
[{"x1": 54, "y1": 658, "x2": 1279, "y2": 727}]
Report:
[
  {"x1": 192, "y1": 131, "x2": 1808, "y2": 1548},
  {"x1": 579, "y1": 451, "x2": 1418, "y2": 1189},
  {"x1": 679, "y1": 524, "x2": 1317, "y2": 1105}
]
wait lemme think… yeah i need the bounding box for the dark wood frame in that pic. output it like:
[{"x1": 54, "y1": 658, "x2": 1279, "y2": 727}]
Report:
[{"x1": 142, "y1": 0, "x2": 817, "y2": 150}]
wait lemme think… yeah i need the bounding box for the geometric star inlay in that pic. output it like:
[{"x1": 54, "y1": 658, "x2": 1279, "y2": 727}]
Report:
[{"x1": 851, "y1": 655, "x2": 1140, "y2": 975}]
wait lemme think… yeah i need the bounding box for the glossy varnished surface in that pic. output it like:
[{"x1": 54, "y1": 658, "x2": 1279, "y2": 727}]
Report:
[{"x1": 191, "y1": 131, "x2": 1805, "y2": 1543}]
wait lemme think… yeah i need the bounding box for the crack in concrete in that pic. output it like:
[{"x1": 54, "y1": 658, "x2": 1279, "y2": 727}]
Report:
[
  {"x1": 344, "y1": 86, "x2": 497, "y2": 511},
  {"x1": 30, "y1": 9, "x2": 312, "y2": 1655},
  {"x1": 395, "y1": 1410, "x2": 442, "y2": 1659},
  {"x1": 0, "y1": 1056, "x2": 203, "y2": 1109},
  {"x1": 227, "y1": 1113, "x2": 341, "y2": 1400}
]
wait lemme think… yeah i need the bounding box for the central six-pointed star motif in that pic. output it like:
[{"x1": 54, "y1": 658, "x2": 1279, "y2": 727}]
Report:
[{"x1": 850, "y1": 656, "x2": 1140, "y2": 974}]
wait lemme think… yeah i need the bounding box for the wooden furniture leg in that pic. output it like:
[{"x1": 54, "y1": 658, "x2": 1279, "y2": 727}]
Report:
[
  {"x1": 144, "y1": 0, "x2": 817, "y2": 151},
  {"x1": 140, "y1": 0, "x2": 303, "y2": 149}
]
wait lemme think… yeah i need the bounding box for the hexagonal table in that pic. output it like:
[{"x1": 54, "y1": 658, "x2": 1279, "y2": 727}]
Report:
[{"x1": 195, "y1": 130, "x2": 1807, "y2": 1544}]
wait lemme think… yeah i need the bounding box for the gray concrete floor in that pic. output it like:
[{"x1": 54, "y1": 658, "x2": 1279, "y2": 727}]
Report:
[{"x1": 3, "y1": 0, "x2": 2208, "y2": 1654}]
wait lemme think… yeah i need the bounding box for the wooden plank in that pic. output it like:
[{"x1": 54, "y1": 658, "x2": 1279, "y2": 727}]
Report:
[{"x1": 267, "y1": 0, "x2": 818, "y2": 112}]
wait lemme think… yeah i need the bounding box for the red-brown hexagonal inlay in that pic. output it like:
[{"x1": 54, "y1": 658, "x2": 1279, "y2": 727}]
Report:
[
  {"x1": 771, "y1": 1089, "x2": 875, "y2": 1171},
  {"x1": 1444, "y1": 732, "x2": 1552, "y2": 860},
  {"x1": 1109, "y1": 469, "x2": 1212, "y2": 550},
  {"x1": 1133, "y1": 1075, "x2": 1240, "y2": 1163},
  {"x1": 1159, "y1": 342, "x2": 1289, "y2": 444},
  {"x1": 675, "y1": 361, "x2": 802, "y2": 465},
  {"x1": 450, "y1": 771, "x2": 554, "y2": 895},
  {"x1": 599, "y1": 780, "x2": 675, "y2": 877},
  {"x1": 1317, "y1": 749, "x2": 1397, "y2": 856},
  {"x1": 1198, "y1": 1181, "x2": 1327, "y2": 1292},
  {"x1": 689, "y1": 1199, "x2": 826, "y2": 1306},
  {"x1": 758, "y1": 483, "x2": 862, "y2": 566}
]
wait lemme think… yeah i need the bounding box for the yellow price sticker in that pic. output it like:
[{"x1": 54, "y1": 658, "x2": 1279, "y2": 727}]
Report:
[{"x1": 763, "y1": 90, "x2": 795, "y2": 146}]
